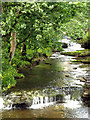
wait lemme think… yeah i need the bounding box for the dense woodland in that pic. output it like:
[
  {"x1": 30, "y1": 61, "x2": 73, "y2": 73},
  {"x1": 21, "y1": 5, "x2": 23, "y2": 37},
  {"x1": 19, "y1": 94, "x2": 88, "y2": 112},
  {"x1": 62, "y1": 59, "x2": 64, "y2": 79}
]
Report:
[{"x1": 2, "y1": 2, "x2": 89, "y2": 91}]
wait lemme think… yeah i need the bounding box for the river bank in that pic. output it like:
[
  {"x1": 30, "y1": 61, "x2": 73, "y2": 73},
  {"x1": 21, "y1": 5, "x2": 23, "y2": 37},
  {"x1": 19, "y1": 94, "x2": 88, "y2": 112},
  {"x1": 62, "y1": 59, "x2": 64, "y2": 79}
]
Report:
[
  {"x1": 1, "y1": 36, "x2": 90, "y2": 119},
  {"x1": 61, "y1": 49, "x2": 90, "y2": 64},
  {"x1": 60, "y1": 39, "x2": 90, "y2": 107}
]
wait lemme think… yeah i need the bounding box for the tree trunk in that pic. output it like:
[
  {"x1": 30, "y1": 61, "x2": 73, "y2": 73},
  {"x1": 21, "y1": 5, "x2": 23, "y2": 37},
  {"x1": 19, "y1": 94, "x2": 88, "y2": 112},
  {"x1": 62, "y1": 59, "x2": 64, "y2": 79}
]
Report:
[
  {"x1": 22, "y1": 43, "x2": 26, "y2": 56},
  {"x1": 9, "y1": 32, "x2": 17, "y2": 62}
]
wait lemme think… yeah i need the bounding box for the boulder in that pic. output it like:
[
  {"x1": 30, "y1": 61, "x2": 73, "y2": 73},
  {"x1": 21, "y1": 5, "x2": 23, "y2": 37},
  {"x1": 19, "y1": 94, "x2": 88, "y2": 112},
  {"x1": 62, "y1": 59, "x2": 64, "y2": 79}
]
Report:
[
  {"x1": 12, "y1": 102, "x2": 29, "y2": 109},
  {"x1": 56, "y1": 94, "x2": 64, "y2": 103},
  {"x1": 3, "y1": 91, "x2": 33, "y2": 109},
  {"x1": 73, "y1": 67, "x2": 77, "y2": 69},
  {"x1": 81, "y1": 41, "x2": 90, "y2": 49},
  {"x1": 82, "y1": 88, "x2": 90, "y2": 107},
  {"x1": 62, "y1": 43, "x2": 68, "y2": 48},
  {"x1": 77, "y1": 77, "x2": 86, "y2": 82}
]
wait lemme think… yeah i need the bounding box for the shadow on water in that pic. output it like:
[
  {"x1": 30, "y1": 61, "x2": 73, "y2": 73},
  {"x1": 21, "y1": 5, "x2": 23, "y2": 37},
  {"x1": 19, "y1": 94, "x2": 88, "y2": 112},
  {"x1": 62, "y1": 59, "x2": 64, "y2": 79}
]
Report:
[
  {"x1": 10, "y1": 58, "x2": 64, "y2": 92},
  {"x1": 2, "y1": 56, "x2": 89, "y2": 118}
]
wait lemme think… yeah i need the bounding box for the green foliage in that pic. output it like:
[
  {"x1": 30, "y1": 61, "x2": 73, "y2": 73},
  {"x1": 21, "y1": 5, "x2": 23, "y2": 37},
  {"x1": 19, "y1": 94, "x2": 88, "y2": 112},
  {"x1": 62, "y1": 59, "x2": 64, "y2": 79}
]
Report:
[
  {"x1": 83, "y1": 31, "x2": 90, "y2": 42},
  {"x1": 43, "y1": 47, "x2": 52, "y2": 57},
  {"x1": 2, "y1": 53, "x2": 19, "y2": 91},
  {"x1": 2, "y1": 64, "x2": 16, "y2": 90},
  {"x1": 2, "y1": 2, "x2": 88, "y2": 91},
  {"x1": 12, "y1": 49, "x2": 30, "y2": 68},
  {"x1": 2, "y1": 41, "x2": 24, "y2": 91},
  {"x1": 2, "y1": 52, "x2": 25, "y2": 91},
  {"x1": 59, "y1": 2, "x2": 88, "y2": 40}
]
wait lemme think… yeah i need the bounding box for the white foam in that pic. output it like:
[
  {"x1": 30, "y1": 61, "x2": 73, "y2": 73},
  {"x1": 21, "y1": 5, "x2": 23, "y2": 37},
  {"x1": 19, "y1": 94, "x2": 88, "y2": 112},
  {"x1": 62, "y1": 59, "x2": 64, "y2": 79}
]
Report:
[
  {"x1": 30, "y1": 102, "x2": 54, "y2": 109},
  {"x1": 0, "y1": 97, "x2": 4, "y2": 110},
  {"x1": 59, "y1": 37, "x2": 84, "y2": 52},
  {"x1": 64, "y1": 99, "x2": 81, "y2": 109}
]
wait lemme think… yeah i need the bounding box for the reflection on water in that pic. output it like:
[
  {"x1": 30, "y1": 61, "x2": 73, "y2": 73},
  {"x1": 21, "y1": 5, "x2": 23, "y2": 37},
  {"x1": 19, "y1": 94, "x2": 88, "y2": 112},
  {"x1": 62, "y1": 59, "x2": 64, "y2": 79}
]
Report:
[
  {"x1": 2, "y1": 37, "x2": 89, "y2": 119},
  {"x1": 2, "y1": 57, "x2": 89, "y2": 118},
  {"x1": 10, "y1": 58, "x2": 65, "y2": 92}
]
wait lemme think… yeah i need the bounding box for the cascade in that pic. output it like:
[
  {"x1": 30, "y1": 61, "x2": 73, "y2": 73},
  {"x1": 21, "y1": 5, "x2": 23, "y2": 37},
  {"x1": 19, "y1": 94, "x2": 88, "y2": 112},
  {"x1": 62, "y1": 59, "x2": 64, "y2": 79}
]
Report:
[
  {"x1": 50, "y1": 97, "x2": 53, "y2": 102},
  {"x1": 45, "y1": 97, "x2": 48, "y2": 103},
  {"x1": 59, "y1": 36, "x2": 84, "y2": 52},
  {"x1": 33, "y1": 96, "x2": 39, "y2": 104},
  {"x1": 31, "y1": 87, "x2": 82, "y2": 107},
  {"x1": 0, "y1": 97, "x2": 4, "y2": 109},
  {"x1": 40, "y1": 96, "x2": 43, "y2": 104}
]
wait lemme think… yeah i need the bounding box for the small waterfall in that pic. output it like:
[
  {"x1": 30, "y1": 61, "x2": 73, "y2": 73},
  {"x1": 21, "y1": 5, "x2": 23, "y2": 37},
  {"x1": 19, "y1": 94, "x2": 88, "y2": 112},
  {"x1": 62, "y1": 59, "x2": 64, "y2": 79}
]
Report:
[
  {"x1": 0, "y1": 97, "x2": 4, "y2": 110},
  {"x1": 2, "y1": 87, "x2": 83, "y2": 110},
  {"x1": 67, "y1": 42, "x2": 84, "y2": 52},
  {"x1": 30, "y1": 87, "x2": 82, "y2": 109},
  {"x1": 40, "y1": 96, "x2": 43, "y2": 104},
  {"x1": 45, "y1": 97, "x2": 48, "y2": 103},
  {"x1": 4, "y1": 104, "x2": 13, "y2": 110},
  {"x1": 53, "y1": 96, "x2": 56, "y2": 102},
  {"x1": 50, "y1": 97, "x2": 53, "y2": 102},
  {"x1": 59, "y1": 36, "x2": 84, "y2": 52},
  {"x1": 30, "y1": 95, "x2": 56, "y2": 109},
  {"x1": 33, "y1": 96, "x2": 39, "y2": 104}
]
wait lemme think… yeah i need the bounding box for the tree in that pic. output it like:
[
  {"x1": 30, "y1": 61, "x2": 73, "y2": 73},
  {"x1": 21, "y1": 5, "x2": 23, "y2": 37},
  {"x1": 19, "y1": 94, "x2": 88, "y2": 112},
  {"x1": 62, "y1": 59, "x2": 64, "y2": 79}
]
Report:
[{"x1": 2, "y1": 2, "x2": 88, "y2": 91}]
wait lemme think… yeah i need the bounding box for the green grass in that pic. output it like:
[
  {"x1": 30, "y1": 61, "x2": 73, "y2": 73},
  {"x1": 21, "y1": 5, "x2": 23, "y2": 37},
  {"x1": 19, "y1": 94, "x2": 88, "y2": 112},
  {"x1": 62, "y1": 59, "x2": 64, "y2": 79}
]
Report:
[{"x1": 61, "y1": 49, "x2": 90, "y2": 57}]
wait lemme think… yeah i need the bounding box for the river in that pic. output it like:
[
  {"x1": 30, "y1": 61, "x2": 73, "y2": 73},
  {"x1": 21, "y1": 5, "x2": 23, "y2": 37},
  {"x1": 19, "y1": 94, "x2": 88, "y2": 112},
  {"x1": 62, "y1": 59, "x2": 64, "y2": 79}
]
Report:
[{"x1": 1, "y1": 36, "x2": 90, "y2": 119}]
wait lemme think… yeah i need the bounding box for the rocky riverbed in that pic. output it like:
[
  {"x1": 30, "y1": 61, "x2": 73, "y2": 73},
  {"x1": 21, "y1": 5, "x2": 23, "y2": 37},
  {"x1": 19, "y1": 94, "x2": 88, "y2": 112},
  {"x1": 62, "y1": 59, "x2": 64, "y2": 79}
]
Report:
[{"x1": 1, "y1": 36, "x2": 90, "y2": 119}]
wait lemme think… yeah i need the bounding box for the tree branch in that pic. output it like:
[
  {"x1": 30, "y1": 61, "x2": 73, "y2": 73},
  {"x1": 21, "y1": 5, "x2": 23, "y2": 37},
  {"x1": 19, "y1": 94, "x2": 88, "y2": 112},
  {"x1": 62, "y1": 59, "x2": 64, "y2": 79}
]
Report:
[
  {"x1": 17, "y1": 32, "x2": 31, "y2": 46},
  {"x1": 33, "y1": 11, "x2": 57, "y2": 26}
]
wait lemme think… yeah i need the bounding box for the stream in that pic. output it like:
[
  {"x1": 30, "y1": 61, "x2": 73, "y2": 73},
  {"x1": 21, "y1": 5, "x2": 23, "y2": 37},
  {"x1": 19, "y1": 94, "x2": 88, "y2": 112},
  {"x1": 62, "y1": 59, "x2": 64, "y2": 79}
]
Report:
[{"x1": 0, "y1": 36, "x2": 90, "y2": 119}]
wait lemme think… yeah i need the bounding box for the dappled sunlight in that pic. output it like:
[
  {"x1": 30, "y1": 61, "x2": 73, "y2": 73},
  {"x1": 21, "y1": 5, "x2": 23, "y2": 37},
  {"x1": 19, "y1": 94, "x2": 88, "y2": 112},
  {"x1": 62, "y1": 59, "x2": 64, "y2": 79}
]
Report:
[{"x1": 63, "y1": 62, "x2": 71, "y2": 71}]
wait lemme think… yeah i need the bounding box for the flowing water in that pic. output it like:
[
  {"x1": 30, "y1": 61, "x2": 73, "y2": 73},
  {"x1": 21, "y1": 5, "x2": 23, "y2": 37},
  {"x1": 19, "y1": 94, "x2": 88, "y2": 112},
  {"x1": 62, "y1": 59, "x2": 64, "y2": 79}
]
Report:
[{"x1": 1, "y1": 37, "x2": 90, "y2": 119}]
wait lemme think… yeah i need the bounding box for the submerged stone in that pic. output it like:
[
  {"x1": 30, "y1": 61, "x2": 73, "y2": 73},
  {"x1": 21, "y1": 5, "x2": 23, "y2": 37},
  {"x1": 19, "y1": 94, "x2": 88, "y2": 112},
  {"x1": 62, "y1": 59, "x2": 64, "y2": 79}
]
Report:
[
  {"x1": 81, "y1": 41, "x2": 90, "y2": 49},
  {"x1": 45, "y1": 62, "x2": 52, "y2": 65},
  {"x1": 73, "y1": 67, "x2": 77, "y2": 69},
  {"x1": 77, "y1": 77, "x2": 86, "y2": 82},
  {"x1": 65, "y1": 74, "x2": 70, "y2": 77}
]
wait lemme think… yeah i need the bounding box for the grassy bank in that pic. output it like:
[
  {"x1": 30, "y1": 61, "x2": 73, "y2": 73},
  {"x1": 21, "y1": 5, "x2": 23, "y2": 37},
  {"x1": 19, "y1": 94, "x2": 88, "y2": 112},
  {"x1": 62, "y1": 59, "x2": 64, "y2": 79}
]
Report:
[{"x1": 61, "y1": 49, "x2": 90, "y2": 64}]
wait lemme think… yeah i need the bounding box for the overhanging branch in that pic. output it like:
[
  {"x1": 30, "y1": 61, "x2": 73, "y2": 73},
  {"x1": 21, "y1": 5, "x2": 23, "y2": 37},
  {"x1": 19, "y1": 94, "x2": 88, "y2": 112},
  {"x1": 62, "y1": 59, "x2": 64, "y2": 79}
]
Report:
[{"x1": 17, "y1": 32, "x2": 31, "y2": 46}]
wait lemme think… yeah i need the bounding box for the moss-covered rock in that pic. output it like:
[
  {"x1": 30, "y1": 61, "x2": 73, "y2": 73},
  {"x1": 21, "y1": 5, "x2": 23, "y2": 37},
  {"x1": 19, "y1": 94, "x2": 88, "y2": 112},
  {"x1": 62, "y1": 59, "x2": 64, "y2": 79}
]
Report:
[
  {"x1": 61, "y1": 49, "x2": 90, "y2": 57},
  {"x1": 71, "y1": 57, "x2": 90, "y2": 64},
  {"x1": 61, "y1": 49, "x2": 90, "y2": 64},
  {"x1": 82, "y1": 88, "x2": 90, "y2": 107}
]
